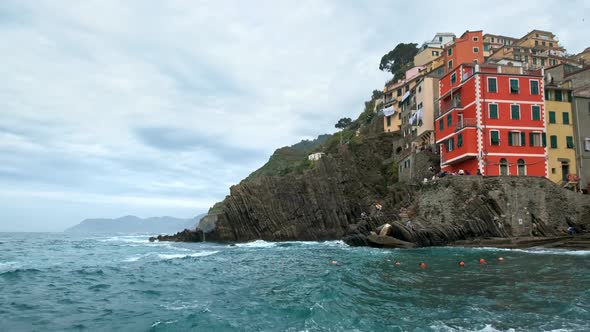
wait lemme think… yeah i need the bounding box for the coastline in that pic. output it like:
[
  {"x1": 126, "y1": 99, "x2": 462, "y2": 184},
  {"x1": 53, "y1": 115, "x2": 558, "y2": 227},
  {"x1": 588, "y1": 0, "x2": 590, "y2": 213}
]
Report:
[{"x1": 450, "y1": 234, "x2": 590, "y2": 251}]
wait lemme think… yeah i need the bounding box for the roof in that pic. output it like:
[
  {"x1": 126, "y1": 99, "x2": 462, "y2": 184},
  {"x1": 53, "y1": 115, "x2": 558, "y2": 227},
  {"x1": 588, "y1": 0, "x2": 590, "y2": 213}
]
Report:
[
  {"x1": 573, "y1": 87, "x2": 590, "y2": 98},
  {"x1": 483, "y1": 33, "x2": 518, "y2": 41}
]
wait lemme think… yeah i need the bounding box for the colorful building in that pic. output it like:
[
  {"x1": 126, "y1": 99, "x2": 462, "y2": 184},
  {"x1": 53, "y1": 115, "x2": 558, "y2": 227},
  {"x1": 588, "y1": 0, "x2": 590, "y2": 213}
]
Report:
[
  {"x1": 483, "y1": 33, "x2": 517, "y2": 60},
  {"x1": 442, "y1": 31, "x2": 484, "y2": 74},
  {"x1": 383, "y1": 66, "x2": 424, "y2": 133},
  {"x1": 544, "y1": 79, "x2": 577, "y2": 184},
  {"x1": 435, "y1": 63, "x2": 547, "y2": 177}
]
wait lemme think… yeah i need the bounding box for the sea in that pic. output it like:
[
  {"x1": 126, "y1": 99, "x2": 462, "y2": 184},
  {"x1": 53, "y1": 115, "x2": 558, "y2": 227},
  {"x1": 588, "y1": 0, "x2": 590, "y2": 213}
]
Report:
[{"x1": 0, "y1": 233, "x2": 589, "y2": 332}]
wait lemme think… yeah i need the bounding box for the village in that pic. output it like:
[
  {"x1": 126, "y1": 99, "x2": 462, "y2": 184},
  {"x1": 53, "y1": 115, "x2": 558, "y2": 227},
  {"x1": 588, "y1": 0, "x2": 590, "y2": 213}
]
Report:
[{"x1": 378, "y1": 30, "x2": 590, "y2": 193}]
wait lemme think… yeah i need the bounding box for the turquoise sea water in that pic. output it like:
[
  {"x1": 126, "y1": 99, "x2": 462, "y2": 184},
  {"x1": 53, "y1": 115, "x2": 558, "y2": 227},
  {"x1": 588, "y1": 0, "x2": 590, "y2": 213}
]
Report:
[{"x1": 0, "y1": 233, "x2": 589, "y2": 332}]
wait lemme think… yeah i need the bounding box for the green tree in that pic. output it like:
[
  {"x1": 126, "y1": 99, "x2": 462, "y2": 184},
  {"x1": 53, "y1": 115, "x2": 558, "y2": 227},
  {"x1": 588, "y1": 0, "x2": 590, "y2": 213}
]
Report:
[
  {"x1": 371, "y1": 89, "x2": 384, "y2": 101},
  {"x1": 379, "y1": 43, "x2": 419, "y2": 79},
  {"x1": 335, "y1": 117, "x2": 353, "y2": 130}
]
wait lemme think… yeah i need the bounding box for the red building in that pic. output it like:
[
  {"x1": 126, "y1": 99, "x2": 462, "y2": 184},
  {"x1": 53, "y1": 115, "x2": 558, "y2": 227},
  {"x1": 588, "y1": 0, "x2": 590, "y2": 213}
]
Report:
[
  {"x1": 443, "y1": 31, "x2": 484, "y2": 74},
  {"x1": 435, "y1": 63, "x2": 547, "y2": 177}
]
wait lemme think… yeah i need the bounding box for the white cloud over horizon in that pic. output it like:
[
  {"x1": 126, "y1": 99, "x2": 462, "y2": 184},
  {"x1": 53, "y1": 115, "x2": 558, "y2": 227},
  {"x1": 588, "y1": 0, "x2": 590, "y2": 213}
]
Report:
[{"x1": 1, "y1": 0, "x2": 588, "y2": 231}]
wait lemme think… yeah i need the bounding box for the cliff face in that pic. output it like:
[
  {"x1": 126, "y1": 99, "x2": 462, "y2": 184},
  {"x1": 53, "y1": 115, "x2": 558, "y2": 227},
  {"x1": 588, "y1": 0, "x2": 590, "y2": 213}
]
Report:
[
  {"x1": 156, "y1": 117, "x2": 590, "y2": 246},
  {"x1": 203, "y1": 133, "x2": 406, "y2": 242}
]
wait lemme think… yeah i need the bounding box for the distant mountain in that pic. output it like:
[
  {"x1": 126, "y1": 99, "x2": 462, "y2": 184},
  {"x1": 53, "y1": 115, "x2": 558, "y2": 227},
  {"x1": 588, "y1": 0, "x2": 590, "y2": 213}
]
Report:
[{"x1": 64, "y1": 215, "x2": 205, "y2": 234}]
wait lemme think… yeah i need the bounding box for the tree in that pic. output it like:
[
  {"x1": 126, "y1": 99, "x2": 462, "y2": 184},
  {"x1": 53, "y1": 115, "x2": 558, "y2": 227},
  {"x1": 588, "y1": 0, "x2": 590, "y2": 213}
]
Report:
[
  {"x1": 335, "y1": 117, "x2": 353, "y2": 145},
  {"x1": 335, "y1": 117, "x2": 353, "y2": 130},
  {"x1": 379, "y1": 43, "x2": 419, "y2": 79},
  {"x1": 371, "y1": 89, "x2": 384, "y2": 101}
]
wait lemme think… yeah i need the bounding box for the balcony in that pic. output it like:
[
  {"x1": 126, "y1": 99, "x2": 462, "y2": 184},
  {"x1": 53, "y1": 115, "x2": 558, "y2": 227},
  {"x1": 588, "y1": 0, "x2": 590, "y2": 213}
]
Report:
[
  {"x1": 437, "y1": 98, "x2": 463, "y2": 118},
  {"x1": 455, "y1": 118, "x2": 477, "y2": 131}
]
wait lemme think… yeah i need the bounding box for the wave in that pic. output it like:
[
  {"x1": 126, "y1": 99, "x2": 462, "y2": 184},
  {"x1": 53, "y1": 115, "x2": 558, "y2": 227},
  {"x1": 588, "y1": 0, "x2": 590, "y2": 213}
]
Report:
[
  {"x1": 234, "y1": 240, "x2": 277, "y2": 248},
  {"x1": 471, "y1": 247, "x2": 590, "y2": 256},
  {"x1": 429, "y1": 322, "x2": 577, "y2": 332},
  {"x1": 157, "y1": 251, "x2": 219, "y2": 260}
]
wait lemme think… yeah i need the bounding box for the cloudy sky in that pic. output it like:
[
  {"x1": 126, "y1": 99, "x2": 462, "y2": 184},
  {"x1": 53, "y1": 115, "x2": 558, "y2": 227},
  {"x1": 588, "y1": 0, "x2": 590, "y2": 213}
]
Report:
[{"x1": 1, "y1": 1, "x2": 588, "y2": 231}]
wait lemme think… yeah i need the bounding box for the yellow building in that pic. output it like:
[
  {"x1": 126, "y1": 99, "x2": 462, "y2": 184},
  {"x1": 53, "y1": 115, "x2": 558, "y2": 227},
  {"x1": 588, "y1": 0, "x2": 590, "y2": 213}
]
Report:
[
  {"x1": 576, "y1": 47, "x2": 590, "y2": 66},
  {"x1": 545, "y1": 83, "x2": 577, "y2": 184},
  {"x1": 383, "y1": 66, "x2": 424, "y2": 133},
  {"x1": 414, "y1": 47, "x2": 443, "y2": 67},
  {"x1": 488, "y1": 29, "x2": 573, "y2": 69}
]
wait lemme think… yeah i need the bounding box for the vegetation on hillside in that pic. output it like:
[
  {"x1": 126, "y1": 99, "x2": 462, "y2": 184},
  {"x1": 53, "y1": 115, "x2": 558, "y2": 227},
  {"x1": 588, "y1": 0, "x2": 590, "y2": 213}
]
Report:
[{"x1": 379, "y1": 43, "x2": 419, "y2": 80}]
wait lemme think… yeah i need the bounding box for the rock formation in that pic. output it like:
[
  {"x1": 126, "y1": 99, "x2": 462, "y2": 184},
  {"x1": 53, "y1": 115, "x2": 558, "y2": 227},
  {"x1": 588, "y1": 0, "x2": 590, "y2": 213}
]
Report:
[{"x1": 155, "y1": 125, "x2": 590, "y2": 248}]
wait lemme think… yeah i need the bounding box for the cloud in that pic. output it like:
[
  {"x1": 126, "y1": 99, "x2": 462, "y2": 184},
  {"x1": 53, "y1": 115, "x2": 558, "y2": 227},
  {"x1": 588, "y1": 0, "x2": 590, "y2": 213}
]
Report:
[{"x1": 0, "y1": 0, "x2": 588, "y2": 230}]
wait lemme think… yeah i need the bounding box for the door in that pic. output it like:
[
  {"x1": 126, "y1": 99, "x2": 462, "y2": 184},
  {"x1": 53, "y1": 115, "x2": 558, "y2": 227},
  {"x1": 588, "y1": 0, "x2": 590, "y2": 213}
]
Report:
[
  {"x1": 457, "y1": 113, "x2": 464, "y2": 130},
  {"x1": 561, "y1": 162, "x2": 570, "y2": 182}
]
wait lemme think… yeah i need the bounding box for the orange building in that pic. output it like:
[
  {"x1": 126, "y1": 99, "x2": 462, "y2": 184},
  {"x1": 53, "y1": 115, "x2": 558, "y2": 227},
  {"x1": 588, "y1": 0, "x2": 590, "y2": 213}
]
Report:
[
  {"x1": 443, "y1": 31, "x2": 484, "y2": 73},
  {"x1": 435, "y1": 63, "x2": 547, "y2": 177}
]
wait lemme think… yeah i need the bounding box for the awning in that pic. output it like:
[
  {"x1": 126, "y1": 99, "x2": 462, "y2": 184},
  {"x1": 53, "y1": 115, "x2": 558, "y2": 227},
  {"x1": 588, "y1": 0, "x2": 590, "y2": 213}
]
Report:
[{"x1": 383, "y1": 106, "x2": 396, "y2": 117}]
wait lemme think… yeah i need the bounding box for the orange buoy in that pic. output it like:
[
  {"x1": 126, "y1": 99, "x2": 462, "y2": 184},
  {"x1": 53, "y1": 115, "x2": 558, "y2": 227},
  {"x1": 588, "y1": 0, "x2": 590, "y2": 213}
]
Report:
[
  {"x1": 331, "y1": 260, "x2": 338, "y2": 265},
  {"x1": 458, "y1": 261, "x2": 465, "y2": 267},
  {"x1": 498, "y1": 257, "x2": 505, "y2": 262},
  {"x1": 419, "y1": 262, "x2": 427, "y2": 269},
  {"x1": 394, "y1": 261, "x2": 401, "y2": 266},
  {"x1": 479, "y1": 258, "x2": 486, "y2": 264}
]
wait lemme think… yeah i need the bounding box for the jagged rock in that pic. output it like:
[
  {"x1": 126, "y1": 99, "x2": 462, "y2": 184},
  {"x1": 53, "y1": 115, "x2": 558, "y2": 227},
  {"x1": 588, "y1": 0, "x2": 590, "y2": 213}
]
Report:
[
  {"x1": 152, "y1": 130, "x2": 590, "y2": 248},
  {"x1": 366, "y1": 234, "x2": 416, "y2": 248},
  {"x1": 149, "y1": 229, "x2": 204, "y2": 242},
  {"x1": 378, "y1": 223, "x2": 393, "y2": 236}
]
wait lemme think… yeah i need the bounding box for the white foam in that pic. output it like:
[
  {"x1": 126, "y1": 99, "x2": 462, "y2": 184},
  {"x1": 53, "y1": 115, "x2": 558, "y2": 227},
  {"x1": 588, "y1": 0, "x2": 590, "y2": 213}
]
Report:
[
  {"x1": 0, "y1": 261, "x2": 20, "y2": 273},
  {"x1": 157, "y1": 251, "x2": 219, "y2": 260},
  {"x1": 234, "y1": 240, "x2": 277, "y2": 248},
  {"x1": 430, "y1": 323, "x2": 515, "y2": 332},
  {"x1": 471, "y1": 247, "x2": 590, "y2": 256}
]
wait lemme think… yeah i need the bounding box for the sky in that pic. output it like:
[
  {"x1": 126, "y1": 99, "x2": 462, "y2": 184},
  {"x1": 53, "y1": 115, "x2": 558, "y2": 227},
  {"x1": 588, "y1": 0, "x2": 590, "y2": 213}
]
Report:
[{"x1": 1, "y1": 0, "x2": 588, "y2": 232}]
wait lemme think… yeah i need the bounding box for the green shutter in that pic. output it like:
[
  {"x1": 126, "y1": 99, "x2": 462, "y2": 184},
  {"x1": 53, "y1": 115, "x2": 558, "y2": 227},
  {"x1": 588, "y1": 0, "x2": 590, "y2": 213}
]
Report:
[
  {"x1": 555, "y1": 90, "x2": 563, "y2": 101},
  {"x1": 508, "y1": 132, "x2": 513, "y2": 146},
  {"x1": 550, "y1": 135, "x2": 558, "y2": 148},
  {"x1": 531, "y1": 81, "x2": 539, "y2": 95},
  {"x1": 532, "y1": 106, "x2": 540, "y2": 120},
  {"x1": 545, "y1": 89, "x2": 550, "y2": 101},
  {"x1": 511, "y1": 105, "x2": 520, "y2": 119},
  {"x1": 447, "y1": 114, "x2": 452, "y2": 127},
  {"x1": 567, "y1": 136, "x2": 574, "y2": 148},
  {"x1": 549, "y1": 112, "x2": 556, "y2": 124},
  {"x1": 529, "y1": 132, "x2": 534, "y2": 147},
  {"x1": 458, "y1": 134, "x2": 463, "y2": 147},
  {"x1": 542, "y1": 133, "x2": 547, "y2": 147},
  {"x1": 439, "y1": 119, "x2": 444, "y2": 131},
  {"x1": 491, "y1": 131, "x2": 499, "y2": 145},
  {"x1": 521, "y1": 132, "x2": 526, "y2": 146},
  {"x1": 489, "y1": 104, "x2": 498, "y2": 119},
  {"x1": 567, "y1": 90, "x2": 573, "y2": 102},
  {"x1": 563, "y1": 112, "x2": 570, "y2": 125}
]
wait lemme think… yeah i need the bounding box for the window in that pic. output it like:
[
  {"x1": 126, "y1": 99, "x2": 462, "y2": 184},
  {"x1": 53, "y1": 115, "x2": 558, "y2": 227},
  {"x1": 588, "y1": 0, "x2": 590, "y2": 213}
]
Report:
[
  {"x1": 473, "y1": 37, "x2": 479, "y2": 42},
  {"x1": 511, "y1": 105, "x2": 520, "y2": 119},
  {"x1": 567, "y1": 91, "x2": 572, "y2": 102},
  {"x1": 542, "y1": 41, "x2": 546, "y2": 46},
  {"x1": 447, "y1": 138, "x2": 454, "y2": 152},
  {"x1": 397, "y1": 88, "x2": 402, "y2": 97},
  {"x1": 585, "y1": 137, "x2": 590, "y2": 152},
  {"x1": 535, "y1": 40, "x2": 539, "y2": 46},
  {"x1": 488, "y1": 77, "x2": 497, "y2": 92},
  {"x1": 517, "y1": 159, "x2": 526, "y2": 176},
  {"x1": 448, "y1": 47, "x2": 453, "y2": 56},
  {"x1": 550, "y1": 135, "x2": 558, "y2": 148},
  {"x1": 549, "y1": 111, "x2": 556, "y2": 124},
  {"x1": 541, "y1": 59, "x2": 545, "y2": 66},
  {"x1": 473, "y1": 47, "x2": 479, "y2": 53},
  {"x1": 386, "y1": 116, "x2": 392, "y2": 127},
  {"x1": 500, "y1": 158, "x2": 509, "y2": 176},
  {"x1": 549, "y1": 42, "x2": 553, "y2": 47},
  {"x1": 563, "y1": 112, "x2": 570, "y2": 125},
  {"x1": 490, "y1": 131, "x2": 500, "y2": 145},
  {"x1": 525, "y1": 55, "x2": 529, "y2": 63},
  {"x1": 439, "y1": 36, "x2": 443, "y2": 42},
  {"x1": 566, "y1": 136, "x2": 574, "y2": 149},
  {"x1": 531, "y1": 106, "x2": 541, "y2": 121},
  {"x1": 484, "y1": 44, "x2": 490, "y2": 51},
  {"x1": 405, "y1": 84, "x2": 410, "y2": 92},
  {"x1": 448, "y1": 60, "x2": 453, "y2": 69},
  {"x1": 510, "y1": 79, "x2": 519, "y2": 94},
  {"x1": 555, "y1": 90, "x2": 563, "y2": 102},
  {"x1": 451, "y1": 73, "x2": 457, "y2": 84},
  {"x1": 545, "y1": 89, "x2": 550, "y2": 101},
  {"x1": 457, "y1": 133, "x2": 463, "y2": 147},
  {"x1": 439, "y1": 119, "x2": 444, "y2": 131},
  {"x1": 508, "y1": 131, "x2": 525, "y2": 146},
  {"x1": 437, "y1": 67, "x2": 444, "y2": 76},
  {"x1": 529, "y1": 132, "x2": 542, "y2": 147},
  {"x1": 533, "y1": 57, "x2": 538, "y2": 65},
  {"x1": 530, "y1": 80, "x2": 539, "y2": 95},
  {"x1": 447, "y1": 114, "x2": 452, "y2": 127},
  {"x1": 489, "y1": 104, "x2": 499, "y2": 119},
  {"x1": 432, "y1": 51, "x2": 439, "y2": 56}
]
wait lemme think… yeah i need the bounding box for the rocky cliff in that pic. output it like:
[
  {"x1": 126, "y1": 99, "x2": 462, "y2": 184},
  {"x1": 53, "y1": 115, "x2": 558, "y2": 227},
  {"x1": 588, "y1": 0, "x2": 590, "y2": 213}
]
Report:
[{"x1": 154, "y1": 119, "x2": 590, "y2": 247}]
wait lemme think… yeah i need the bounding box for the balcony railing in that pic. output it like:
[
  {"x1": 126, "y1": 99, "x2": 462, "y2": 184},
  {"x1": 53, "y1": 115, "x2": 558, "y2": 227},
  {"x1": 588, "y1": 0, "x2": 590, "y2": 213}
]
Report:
[{"x1": 455, "y1": 118, "x2": 477, "y2": 131}]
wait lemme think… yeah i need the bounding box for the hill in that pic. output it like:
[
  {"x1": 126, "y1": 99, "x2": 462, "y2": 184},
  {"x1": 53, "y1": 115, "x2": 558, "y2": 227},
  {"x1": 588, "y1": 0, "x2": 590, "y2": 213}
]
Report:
[{"x1": 65, "y1": 215, "x2": 205, "y2": 234}]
